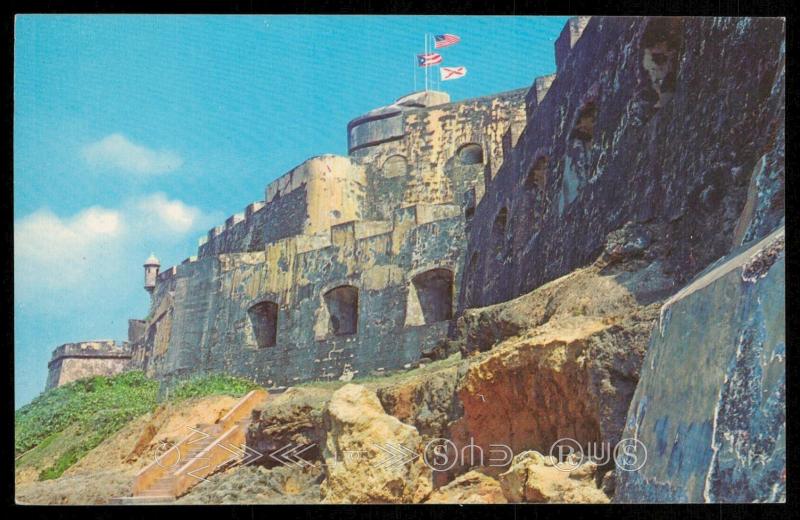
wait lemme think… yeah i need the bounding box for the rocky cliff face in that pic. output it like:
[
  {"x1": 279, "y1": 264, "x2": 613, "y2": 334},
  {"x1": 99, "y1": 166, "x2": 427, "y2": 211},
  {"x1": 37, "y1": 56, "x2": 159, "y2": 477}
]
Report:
[
  {"x1": 615, "y1": 227, "x2": 785, "y2": 503},
  {"x1": 452, "y1": 221, "x2": 673, "y2": 461},
  {"x1": 499, "y1": 450, "x2": 609, "y2": 503},
  {"x1": 320, "y1": 384, "x2": 433, "y2": 503}
]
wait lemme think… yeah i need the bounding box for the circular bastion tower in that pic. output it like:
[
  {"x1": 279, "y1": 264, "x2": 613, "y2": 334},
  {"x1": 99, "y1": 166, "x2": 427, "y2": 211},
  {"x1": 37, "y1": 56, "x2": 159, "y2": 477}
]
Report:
[{"x1": 347, "y1": 90, "x2": 450, "y2": 156}]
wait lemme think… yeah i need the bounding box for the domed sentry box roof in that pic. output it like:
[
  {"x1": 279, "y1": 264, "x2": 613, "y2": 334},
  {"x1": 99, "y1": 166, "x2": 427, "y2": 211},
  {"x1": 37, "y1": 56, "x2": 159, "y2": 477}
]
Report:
[{"x1": 144, "y1": 253, "x2": 160, "y2": 267}]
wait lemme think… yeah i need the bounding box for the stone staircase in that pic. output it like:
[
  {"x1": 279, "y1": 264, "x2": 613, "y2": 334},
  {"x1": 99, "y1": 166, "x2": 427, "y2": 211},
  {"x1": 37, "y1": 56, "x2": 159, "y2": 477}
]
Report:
[
  {"x1": 111, "y1": 389, "x2": 268, "y2": 504},
  {"x1": 135, "y1": 423, "x2": 222, "y2": 499}
]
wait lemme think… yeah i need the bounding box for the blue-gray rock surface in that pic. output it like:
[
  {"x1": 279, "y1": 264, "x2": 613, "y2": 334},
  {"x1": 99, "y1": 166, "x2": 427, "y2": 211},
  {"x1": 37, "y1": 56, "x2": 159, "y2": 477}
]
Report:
[{"x1": 615, "y1": 227, "x2": 785, "y2": 503}]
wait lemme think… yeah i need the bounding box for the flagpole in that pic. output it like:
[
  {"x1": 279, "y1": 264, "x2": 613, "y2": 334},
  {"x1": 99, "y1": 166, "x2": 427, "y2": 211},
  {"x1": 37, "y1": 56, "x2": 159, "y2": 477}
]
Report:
[
  {"x1": 424, "y1": 33, "x2": 428, "y2": 92},
  {"x1": 428, "y1": 34, "x2": 439, "y2": 90},
  {"x1": 433, "y1": 35, "x2": 439, "y2": 91},
  {"x1": 432, "y1": 35, "x2": 437, "y2": 91},
  {"x1": 413, "y1": 53, "x2": 417, "y2": 92}
]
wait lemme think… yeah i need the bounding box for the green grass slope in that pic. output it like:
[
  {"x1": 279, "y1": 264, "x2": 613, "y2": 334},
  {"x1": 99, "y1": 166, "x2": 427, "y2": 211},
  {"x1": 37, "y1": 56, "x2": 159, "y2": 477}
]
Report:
[{"x1": 15, "y1": 371, "x2": 262, "y2": 481}]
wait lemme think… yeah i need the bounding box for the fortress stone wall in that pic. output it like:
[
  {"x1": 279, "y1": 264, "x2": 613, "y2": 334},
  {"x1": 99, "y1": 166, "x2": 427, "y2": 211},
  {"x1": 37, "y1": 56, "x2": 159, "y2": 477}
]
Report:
[
  {"x1": 45, "y1": 340, "x2": 132, "y2": 390},
  {"x1": 36, "y1": 15, "x2": 786, "y2": 504},
  {"x1": 460, "y1": 16, "x2": 785, "y2": 309},
  {"x1": 110, "y1": 86, "x2": 527, "y2": 393},
  {"x1": 45, "y1": 16, "x2": 785, "y2": 402}
]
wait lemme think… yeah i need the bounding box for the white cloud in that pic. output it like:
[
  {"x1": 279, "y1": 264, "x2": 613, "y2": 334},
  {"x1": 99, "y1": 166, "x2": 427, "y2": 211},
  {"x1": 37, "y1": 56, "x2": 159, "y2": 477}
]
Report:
[
  {"x1": 14, "y1": 206, "x2": 124, "y2": 289},
  {"x1": 14, "y1": 194, "x2": 210, "y2": 298},
  {"x1": 82, "y1": 133, "x2": 183, "y2": 175},
  {"x1": 133, "y1": 193, "x2": 204, "y2": 234}
]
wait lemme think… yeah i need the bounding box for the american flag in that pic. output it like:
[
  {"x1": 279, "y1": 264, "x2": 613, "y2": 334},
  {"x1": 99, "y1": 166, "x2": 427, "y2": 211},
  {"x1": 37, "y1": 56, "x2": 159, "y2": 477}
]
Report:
[
  {"x1": 434, "y1": 34, "x2": 460, "y2": 48},
  {"x1": 417, "y1": 53, "x2": 443, "y2": 67}
]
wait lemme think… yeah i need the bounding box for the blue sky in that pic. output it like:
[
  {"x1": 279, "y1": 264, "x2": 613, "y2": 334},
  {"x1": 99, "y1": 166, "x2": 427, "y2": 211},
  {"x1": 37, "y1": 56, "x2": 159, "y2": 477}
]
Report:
[{"x1": 14, "y1": 15, "x2": 568, "y2": 407}]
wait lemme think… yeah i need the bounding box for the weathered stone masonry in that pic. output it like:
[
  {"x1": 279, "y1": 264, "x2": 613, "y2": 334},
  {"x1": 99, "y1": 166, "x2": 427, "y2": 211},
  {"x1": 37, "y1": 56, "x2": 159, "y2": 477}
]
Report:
[
  {"x1": 45, "y1": 16, "x2": 785, "y2": 417},
  {"x1": 83, "y1": 87, "x2": 526, "y2": 393},
  {"x1": 46, "y1": 341, "x2": 132, "y2": 390},
  {"x1": 459, "y1": 17, "x2": 785, "y2": 310}
]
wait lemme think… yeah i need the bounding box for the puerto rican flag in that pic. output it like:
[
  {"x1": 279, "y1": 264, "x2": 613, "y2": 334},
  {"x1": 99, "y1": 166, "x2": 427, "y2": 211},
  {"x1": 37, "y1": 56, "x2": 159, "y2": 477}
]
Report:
[
  {"x1": 417, "y1": 53, "x2": 443, "y2": 67},
  {"x1": 434, "y1": 34, "x2": 460, "y2": 48}
]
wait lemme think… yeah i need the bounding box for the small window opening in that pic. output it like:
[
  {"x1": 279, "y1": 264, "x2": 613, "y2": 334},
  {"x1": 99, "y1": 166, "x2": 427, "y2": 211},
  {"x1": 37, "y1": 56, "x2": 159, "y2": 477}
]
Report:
[
  {"x1": 458, "y1": 143, "x2": 484, "y2": 165},
  {"x1": 324, "y1": 286, "x2": 358, "y2": 336},
  {"x1": 249, "y1": 301, "x2": 278, "y2": 348},
  {"x1": 525, "y1": 156, "x2": 549, "y2": 192},
  {"x1": 405, "y1": 268, "x2": 454, "y2": 326},
  {"x1": 571, "y1": 102, "x2": 597, "y2": 142}
]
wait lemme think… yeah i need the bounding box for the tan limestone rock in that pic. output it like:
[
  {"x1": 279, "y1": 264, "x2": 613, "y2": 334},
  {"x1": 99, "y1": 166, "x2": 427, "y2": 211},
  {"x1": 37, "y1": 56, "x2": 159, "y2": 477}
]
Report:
[
  {"x1": 425, "y1": 471, "x2": 507, "y2": 504},
  {"x1": 320, "y1": 384, "x2": 432, "y2": 503},
  {"x1": 499, "y1": 451, "x2": 609, "y2": 503}
]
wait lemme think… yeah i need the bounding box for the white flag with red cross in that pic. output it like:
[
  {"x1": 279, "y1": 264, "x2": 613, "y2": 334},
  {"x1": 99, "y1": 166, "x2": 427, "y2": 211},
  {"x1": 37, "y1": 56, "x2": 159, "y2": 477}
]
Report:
[{"x1": 440, "y1": 66, "x2": 467, "y2": 81}]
